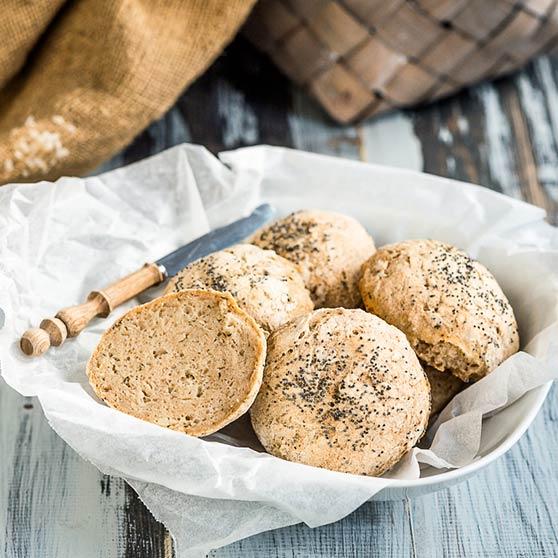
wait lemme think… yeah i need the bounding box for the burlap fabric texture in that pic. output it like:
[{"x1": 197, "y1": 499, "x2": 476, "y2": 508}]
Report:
[{"x1": 0, "y1": 0, "x2": 256, "y2": 185}]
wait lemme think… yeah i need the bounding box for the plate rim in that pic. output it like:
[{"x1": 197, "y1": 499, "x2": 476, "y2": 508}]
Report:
[{"x1": 382, "y1": 380, "x2": 552, "y2": 489}]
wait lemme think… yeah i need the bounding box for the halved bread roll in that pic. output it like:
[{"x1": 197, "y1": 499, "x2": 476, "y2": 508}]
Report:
[{"x1": 87, "y1": 289, "x2": 266, "y2": 437}]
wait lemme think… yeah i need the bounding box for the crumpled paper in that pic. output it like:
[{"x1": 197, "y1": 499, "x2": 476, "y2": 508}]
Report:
[{"x1": 1, "y1": 144, "x2": 557, "y2": 557}]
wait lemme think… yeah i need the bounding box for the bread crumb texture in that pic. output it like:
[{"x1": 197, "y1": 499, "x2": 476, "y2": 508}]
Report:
[
  {"x1": 87, "y1": 289, "x2": 266, "y2": 437},
  {"x1": 165, "y1": 244, "x2": 313, "y2": 334},
  {"x1": 423, "y1": 364, "x2": 466, "y2": 416},
  {"x1": 250, "y1": 308, "x2": 431, "y2": 476},
  {"x1": 251, "y1": 210, "x2": 375, "y2": 309},
  {"x1": 360, "y1": 239, "x2": 519, "y2": 382}
]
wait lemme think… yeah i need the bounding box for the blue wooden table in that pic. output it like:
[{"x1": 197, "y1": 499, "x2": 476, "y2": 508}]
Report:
[{"x1": 1, "y1": 37, "x2": 557, "y2": 557}]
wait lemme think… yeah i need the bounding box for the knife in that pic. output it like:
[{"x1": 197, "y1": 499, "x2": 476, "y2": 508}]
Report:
[{"x1": 20, "y1": 204, "x2": 274, "y2": 357}]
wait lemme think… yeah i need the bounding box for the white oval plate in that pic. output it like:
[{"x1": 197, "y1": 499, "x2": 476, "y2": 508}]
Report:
[{"x1": 221, "y1": 145, "x2": 558, "y2": 498}]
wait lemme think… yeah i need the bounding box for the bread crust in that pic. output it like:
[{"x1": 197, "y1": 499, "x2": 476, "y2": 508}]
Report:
[
  {"x1": 87, "y1": 289, "x2": 266, "y2": 437},
  {"x1": 164, "y1": 244, "x2": 313, "y2": 334},
  {"x1": 250, "y1": 308, "x2": 431, "y2": 477},
  {"x1": 359, "y1": 239, "x2": 519, "y2": 382},
  {"x1": 251, "y1": 210, "x2": 376, "y2": 309}
]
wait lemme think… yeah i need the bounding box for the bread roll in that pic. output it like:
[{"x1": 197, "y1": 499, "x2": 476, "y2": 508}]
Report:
[
  {"x1": 250, "y1": 308, "x2": 430, "y2": 476},
  {"x1": 251, "y1": 210, "x2": 375, "y2": 308},
  {"x1": 165, "y1": 244, "x2": 312, "y2": 334},
  {"x1": 360, "y1": 239, "x2": 519, "y2": 382},
  {"x1": 87, "y1": 289, "x2": 266, "y2": 437}
]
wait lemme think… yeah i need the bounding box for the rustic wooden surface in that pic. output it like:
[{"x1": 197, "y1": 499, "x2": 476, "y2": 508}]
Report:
[{"x1": 1, "y1": 37, "x2": 557, "y2": 557}]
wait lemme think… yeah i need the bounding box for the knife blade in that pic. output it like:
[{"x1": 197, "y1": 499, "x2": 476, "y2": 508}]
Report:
[
  {"x1": 157, "y1": 203, "x2": 274, "y2": 279},
  {"x1": 20, "y1": 203, "x2": 275, "y2": 356}
]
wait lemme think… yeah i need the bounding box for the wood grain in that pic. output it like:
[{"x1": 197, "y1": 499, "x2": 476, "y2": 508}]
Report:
[
  {"x1": 210, "y1": 500, "x2": 414, "y2": 557},
  {"x1": 0, "y1": 377, "x2": 128, "y2": 558},
  {"x1": 2, "y1": 36, "x2": 557, "y2": 558}
]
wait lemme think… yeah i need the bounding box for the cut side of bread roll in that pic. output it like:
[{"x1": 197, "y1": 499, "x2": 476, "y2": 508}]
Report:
[
  {"x1": 423, "y1": 364, "x2": 466, "y2": 417},
  {"x1": 87, "y1": 289, "x2": 266, "y2": 437}
]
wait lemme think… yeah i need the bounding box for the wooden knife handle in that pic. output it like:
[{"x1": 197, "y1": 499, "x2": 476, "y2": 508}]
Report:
[{"x1": 20, "y1": 263, "x2": 164, "y2": 357}]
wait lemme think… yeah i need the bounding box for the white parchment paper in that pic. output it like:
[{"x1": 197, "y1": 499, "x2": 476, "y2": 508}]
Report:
[{"x1": 1, "y1": 144, "x2": 557, "y2": 556}]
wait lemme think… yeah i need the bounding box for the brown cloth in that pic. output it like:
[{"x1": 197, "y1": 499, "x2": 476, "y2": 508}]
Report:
[{"x1": 0, "y1": 0, "x2": 256, "y2": 185}]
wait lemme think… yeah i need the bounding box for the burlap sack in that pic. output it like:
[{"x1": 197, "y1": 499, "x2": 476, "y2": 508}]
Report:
[{"x1": 0, "y1": 0, "x2": 255, "y2": 185}]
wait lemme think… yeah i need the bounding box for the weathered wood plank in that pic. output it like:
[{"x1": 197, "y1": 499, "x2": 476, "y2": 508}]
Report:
[
  {"x1": 412, "y1": 57, "x2": 558, "y2": 223},
  {"x1": 210, "y1": 500, "x2": 414, "y2": 558},
  {"x1": 358, "y1": 112, "x2": 422, "y2": 171},
  {"x1": 123, "y1": 485, "x2": 170, "y2": 558},
  {"x1": 503, "y1": 78, "x2": 549, "y2": 211},
  {"x1": 120, "y1": 107, "x2": 192, "y2": 169},
  {"x1": 412, "y1": 89, "x2": 490, "y2": 188},
  {"x1": 288, "y1": 90, "x2": 361, "y2": 160},
  {"x1": 515, "y1": 57, "x2": 558, "y2": 222},
  {"x1": 177, "y1": 37, "x2": 294, "y2": 153},
  {"x1": 475, "y1": 82, "x2": 523, "y2": 199},
  {"x1": 0, "y1": 377, "x2": 127, "y2": 558}
]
